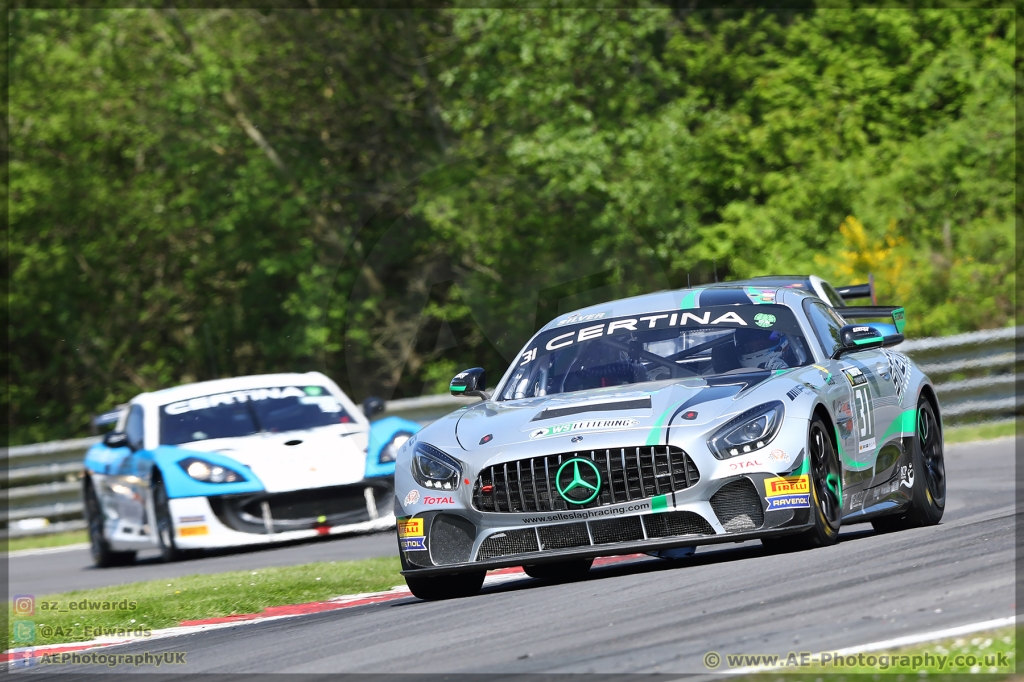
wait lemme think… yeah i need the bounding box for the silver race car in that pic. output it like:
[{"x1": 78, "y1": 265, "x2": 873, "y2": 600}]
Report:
[{"x1": 394, "y1": 285, "x2": 945, "y2": 600}]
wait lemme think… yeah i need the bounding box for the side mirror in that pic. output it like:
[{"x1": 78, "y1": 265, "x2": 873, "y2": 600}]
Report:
[
  {"x1": 450, "y1": 368, "x2": 488, "y2": 399},
  {"x1": 362, "y1": 396, "x2": 386, "y2": 419},
  {"x1": 832, "y1": 324, "x2": 884, "y2": 358},
  {"x1": 103, "y1": 432, "x2": 128, "y2": 449}
]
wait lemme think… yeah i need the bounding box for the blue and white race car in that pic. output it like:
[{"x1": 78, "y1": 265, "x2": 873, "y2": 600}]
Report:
[{"x1": 83, "y1": 372, "x2": 419, "y2": 567}]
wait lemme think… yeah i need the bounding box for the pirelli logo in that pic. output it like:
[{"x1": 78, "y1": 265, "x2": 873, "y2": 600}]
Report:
[
  {"x1": 397, "y1": 518, "x2": 424, "y2": 538},
  {"x1": 178, "y1": 525, "x2": 208, "y2": 537},
  {"x1": 764, "y1": 474, "x2": 809, "y2": 497}
]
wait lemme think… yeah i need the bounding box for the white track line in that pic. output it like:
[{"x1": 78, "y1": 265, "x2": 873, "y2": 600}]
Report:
[
  {"x1": 6, "y1": 543, "x2": 90, "y2": 558},
  {"x1": 720, "y1": 615, "x2": 1016, "y2": 676}
]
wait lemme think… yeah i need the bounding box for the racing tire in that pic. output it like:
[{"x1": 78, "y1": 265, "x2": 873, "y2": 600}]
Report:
[
  {"x1": 871, "y1": 398, "x2": 945, "y2": 533},
  {"x1": 153, "y1": 478, "x2": 183, "y2": 563},
  {"x1": 404, "y1": 571, "x2": 485, "y2": 601},
  {"x1": 523, "y1": 558, "x2": 593, "y2": 581},
  {"x1": 84, "y1": 479, "x2": 136, "y2": 568},
  {"x1": 761, "y1": 416, "x2": 841, "y2": 552}
]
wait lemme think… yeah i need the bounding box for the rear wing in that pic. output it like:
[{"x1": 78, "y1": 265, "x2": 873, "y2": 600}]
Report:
[
  {"x1": 837, "y1": 306, "x2": 906, "y2": 335},
  {"x1": 835, "y1": 273, "x2": 877, "y2": 304}
]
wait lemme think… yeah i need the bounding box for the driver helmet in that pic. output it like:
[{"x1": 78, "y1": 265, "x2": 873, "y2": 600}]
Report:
[{"x1": 736, "y1": 330, "x2": 790, "y2": 370}]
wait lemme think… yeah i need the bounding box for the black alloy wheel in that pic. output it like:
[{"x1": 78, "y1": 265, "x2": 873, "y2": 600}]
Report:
[
  {"x1": 762, "y1": 416, "x2": 841, "y2": 552},
  {"x1": 873, "y1": 398, "x2": 945, "y2": 532},
  {"x1": 153, "y1": 478, "x2": 182, "y2": 562},
  {"x1": 405, "y1": 571, "x2": 486, "y2": 601},
  {"x1": 84, "y1": 479, "x2": 136, "y2": 568}
]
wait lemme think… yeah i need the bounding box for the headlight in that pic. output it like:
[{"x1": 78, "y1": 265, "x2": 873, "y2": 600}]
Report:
[
  {"x1": 707, "y1": 401, "x2": 785, "y2": 460},
  {"x1": 178, "y1": 457, "x2": 246, "y2": 483},
  {"x1": 411, "y1": 442, "x2": 462, "y2": 491},
  {"x1": 379, "y1": 432, "x2": 414, "y2": 464}
]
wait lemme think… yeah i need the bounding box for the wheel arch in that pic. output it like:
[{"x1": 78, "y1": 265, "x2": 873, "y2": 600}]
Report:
[
  {"x1": 811, "y1": 401, "x2": 839, "y2": 454},
  {"x1": 918, "y1": 383, "x2": 943, "y2": 436}
]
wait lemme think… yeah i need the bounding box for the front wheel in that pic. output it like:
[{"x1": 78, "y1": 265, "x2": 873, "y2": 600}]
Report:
[
  {"x1": 761, "y1": 416, "x2": 841, "y2": 552},
  {"x1": 523, "y1": 558, "x2": 593, "y2": 581},
  {"x1": 872, "y1": 398, "x2": 945, "y2": 533},
  {"x1": 153, "y1": 478, "x2": 182, "y2": 562},
  {"x1": 405, "y1": 571, "x2": 485, "y2": 601},
  {"x1": 84, "y1": 479, "x2": 136, "y2": 568}
]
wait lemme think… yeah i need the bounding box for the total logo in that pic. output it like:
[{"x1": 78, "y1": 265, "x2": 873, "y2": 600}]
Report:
[
  {"x1": 403, "y1": 490, "x2": 455, "y2": 506},
  {"x1": 728, "y1": 458, "x2": 762, "y2": 471}
]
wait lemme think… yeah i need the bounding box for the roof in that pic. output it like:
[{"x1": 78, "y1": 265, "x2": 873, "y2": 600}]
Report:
[
  {"x1": 537, "y1": 284, "x2": 811, "y2": 333},
  {"x1": 133, "y1": 372, "x2": 335, "y2": 406}
]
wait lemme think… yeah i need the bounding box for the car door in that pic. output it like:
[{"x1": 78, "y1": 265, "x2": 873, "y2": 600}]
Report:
[
  {"x1": 114, "y1": 404, "x2": 150, "y2": 528},
  {"x1": 803, "y1": 299, "x2": 900, "y2": 515}
]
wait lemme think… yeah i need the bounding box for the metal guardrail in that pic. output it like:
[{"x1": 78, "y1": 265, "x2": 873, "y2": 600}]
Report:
[{"x1": 2, "y1": 327, "x2": 1018, "y2": 538}]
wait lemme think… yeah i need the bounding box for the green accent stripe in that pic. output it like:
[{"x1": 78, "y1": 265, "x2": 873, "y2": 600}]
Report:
[
  {"x1": 645, "y1": 399, "x2": 686, "y2": 446},
  {"x1": 652, "y1": 494, "x2": 669, "y2": 512},
  {"x1": 853, "y1": 336, "x2": 883, "y2": 345},
  {"x1": 880, "y1": 407, "x2": 917, "y2": 443},
  {"x1": 679, "y1": 289, "x2": 703, "y2": 310},
  {"x1": 450, "y1": 385, "x2": 467, "y2": 392},
  {"x1": 892, "y1": 307, "x2": 906, "y2": 334}
]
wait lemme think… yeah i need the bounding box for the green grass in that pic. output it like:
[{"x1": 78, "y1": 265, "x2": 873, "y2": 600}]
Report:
[
  {"x1": 738, "y1": 626, "x2": 1015, "y2": 679},
  {"x1": 4, "y1": 530, "x2": 89, "y2": 553},
  {"x1": 944, "y1": 419, "x2": 1018, "y2": 445},
  {"x1": 6, "y1": 556, "x2": 403, "y2": 649}
]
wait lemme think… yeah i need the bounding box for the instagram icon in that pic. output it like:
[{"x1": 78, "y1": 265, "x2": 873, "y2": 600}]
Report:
[{"x1": 13, "y1": 595, "x2": 35, "y2": 616}]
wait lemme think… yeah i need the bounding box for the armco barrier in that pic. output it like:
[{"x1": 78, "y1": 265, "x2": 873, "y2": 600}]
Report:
[{"x1": 2, "y1": 327, "x2": 1018, "y2": 538}]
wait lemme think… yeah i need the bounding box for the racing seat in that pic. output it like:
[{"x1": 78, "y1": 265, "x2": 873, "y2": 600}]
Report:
[{"x1": 711, "y1": 341, "x2": 742, "y2": 374}]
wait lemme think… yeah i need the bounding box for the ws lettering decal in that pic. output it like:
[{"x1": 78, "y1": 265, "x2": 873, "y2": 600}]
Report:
[{"x1": 881, "y1": 349, "x2": 912, "y2": 405}]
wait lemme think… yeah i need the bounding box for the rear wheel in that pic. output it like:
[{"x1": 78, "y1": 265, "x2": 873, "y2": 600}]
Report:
[
  {"x1": 761, "y1": 416, "x2": 841, "y2": 552},
  {"x1": 84, "y1": 479, "x2": 136, "y2": 568},
  {"x1": 153, "y1": 478, "x2": 182, "y2": 563},
  {"x1": 872, "y1": 398, "x2": 945, "y2": 533},
  {"x1": 523, "y1": 558, "x2": 593, "y2": 581},
  {"x1": 405, "y1": 571, "x2": 485, "y2": 601}
]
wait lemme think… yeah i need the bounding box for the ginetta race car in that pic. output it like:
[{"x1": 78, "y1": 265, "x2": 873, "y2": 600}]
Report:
[
  {"x1": 83, "y1": 372, "x2": 419, "y2": 567},
  {"x1": 394, "y1": 285, "x2": 945, "y2": 600}
]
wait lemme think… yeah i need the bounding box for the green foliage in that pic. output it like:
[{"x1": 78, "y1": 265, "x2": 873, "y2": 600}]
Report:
[{"x1": 8, "y1": 8, "x2": 1015, "y2": 444}]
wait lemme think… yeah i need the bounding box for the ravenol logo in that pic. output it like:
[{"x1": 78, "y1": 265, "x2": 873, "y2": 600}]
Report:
[
  {"x1": 401, "y1": 537, "x2": 426, "y2": 551},
  {"x1": 764, "y1": 474, "x2": 809, "y2": 498},
  {"x1": 555, "y1": 458, "x2": 602, "y2": 504},
  {"x1": 766, "y1": 494, "x2": 811, "y2": 511}
]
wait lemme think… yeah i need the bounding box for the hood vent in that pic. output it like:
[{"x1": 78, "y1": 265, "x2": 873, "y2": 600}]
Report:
[{"x1": 531, "y1": 397, "x2": 652, "y2": 422}]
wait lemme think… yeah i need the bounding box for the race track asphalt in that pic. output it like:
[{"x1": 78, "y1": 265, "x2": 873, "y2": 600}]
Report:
[
  {"x1": 13, "y1": 437, "x2": 1017, "y2": 675},
  {"x1": 8, "y1": 530, "x2": 400, "y2": 596}
]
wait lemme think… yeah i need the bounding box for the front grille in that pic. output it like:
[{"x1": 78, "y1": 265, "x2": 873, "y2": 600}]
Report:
[
  {"x1": 477, "y1": 529, "x2": 539, "y2": 560},
  {"x1": 474, "y1": 511, "x2": 716, "y2": 560},
  {"x1": 472, "y1": 445, "x2": 699, "y2": 513},
  {"x1": 590, "y1": 516, "x2": 644, "y2": 544},
  {"x1": 710, "y1": 479, "x2": 765, "y2": 532},
  {"x1": 209, "y1": 482, "x2": 391, "y2": 534},
  {"x1": 644, "y1": 511, "x2": 715, "y2": 537},
  {"x1": 538, "y1": 523, "x2": 590, "y2": 550},
  {"x1": 429, "y1": 514, "x2": 476, "y2": 566}
]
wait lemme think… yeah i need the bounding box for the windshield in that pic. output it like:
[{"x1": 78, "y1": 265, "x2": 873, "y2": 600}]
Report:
[
  {"x1": 498, "y1": 305, "x2": 812, "y2": 401},
  {"x1": 159, "y1": 386, "x2": 354, "y2": 445}
]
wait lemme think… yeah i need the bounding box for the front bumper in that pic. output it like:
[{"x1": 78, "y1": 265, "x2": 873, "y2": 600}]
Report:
[
  {"x1": 166, "y1": 480, "x2": 395, "y2": 549},
  {"x1": 398, "y1": 472, "x2": 811, "y2": 576}
]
